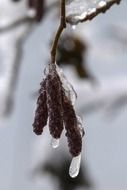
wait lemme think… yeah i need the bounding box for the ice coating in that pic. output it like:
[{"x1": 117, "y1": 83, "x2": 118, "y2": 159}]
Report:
[
  {"x1": 69, "y1": 154, "x2": 81, "y2": 178},
  {"x1": 44, "y1": 63, "x2": 53, "y2": 76},
  {"x1": 56, "y1": 64, "x2": 77, "y2": 106},
  {"x1": 77, "y1": 116, "x2": 85, "y2": 137},
  {"x1": 66, "y1": 0, "x2": 103, "y2": 16},
  {"x1": 66, "y1": 0, "x2": 120, "y2": 25},
  {"x1": 51, "y1": 138, "x2": 60, "y2": 149}
]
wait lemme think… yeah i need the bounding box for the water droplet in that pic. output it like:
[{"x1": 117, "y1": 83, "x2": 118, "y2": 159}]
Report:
[
  {"x1": 72, "y1": 25, "x2": 76, "y2": 30},
  {"x1": 69, "y1": 154, "x2": 81, "y2": 178},
  {"x1": 51, "y1": 138, "x2": 59, "y2": 149}
]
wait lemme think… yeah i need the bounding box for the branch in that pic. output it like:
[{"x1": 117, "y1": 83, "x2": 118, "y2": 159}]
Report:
[
  {"x1": 51, "y1": 0, "x2": 66, "y2": 64},
  {"x1": 66, "y1": 0, "x2": 121, "y2": 25}
]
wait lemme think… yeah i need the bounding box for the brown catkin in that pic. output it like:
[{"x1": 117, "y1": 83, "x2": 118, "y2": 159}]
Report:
[
  {"x1": 33, "y1": 79, "x2": 48, "y2": 135},
  {"x1": 46, "y1": 68, "x2": 63, "y2": 139},
  {"x1": 62, "y1": 91, "x2": 82, "y2": 157}
]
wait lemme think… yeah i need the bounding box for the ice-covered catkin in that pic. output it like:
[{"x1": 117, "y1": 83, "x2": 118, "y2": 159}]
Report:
[
  {"x1": 46, "y1": 68, "x2": 63, "y2": 139},
  {"x1": 62, "y1": 91, "x2": 82, "y2": 157},
  {"x1": 33, "y1": 79, "x2": 48, "y2": 135}
]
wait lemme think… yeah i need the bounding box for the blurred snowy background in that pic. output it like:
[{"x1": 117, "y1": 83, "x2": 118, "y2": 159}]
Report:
[{"x1": 0, "y1": 0, "x2": 127, "y2": 190}]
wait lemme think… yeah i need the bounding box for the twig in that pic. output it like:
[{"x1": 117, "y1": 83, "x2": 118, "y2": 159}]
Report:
[
  {"x1": 51, "y1": 0, "x2": 66, "y2": 64},
  {"x1": 66, "y1": 0, "x2": 121, "y2": 25}
]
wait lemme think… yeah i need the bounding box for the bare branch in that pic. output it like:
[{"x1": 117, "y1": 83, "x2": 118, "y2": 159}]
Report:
[{"x1": 51, "y1": 0, "x2": 66, "y2": 64}]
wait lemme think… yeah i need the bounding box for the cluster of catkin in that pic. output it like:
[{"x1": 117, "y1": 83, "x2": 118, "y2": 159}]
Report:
[{"x1": 33, "y1": 64, "x2": 83, "y2": 157}]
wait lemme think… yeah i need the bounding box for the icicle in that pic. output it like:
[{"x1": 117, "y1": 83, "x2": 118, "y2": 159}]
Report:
[
  {"x1": 51, "y1": 138, "x2": 60, "y2": 149},
  {"x1": 72, "y1": 25, "x2": 76, "y2": 30},
  {"x1": 69, "y1": 154, "x2": 81, "y2": 178}
]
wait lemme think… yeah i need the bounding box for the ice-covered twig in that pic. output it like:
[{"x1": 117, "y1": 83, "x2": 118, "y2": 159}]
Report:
[{"x1": 66, "y1": 0, "x2": 121, "y2": 25}]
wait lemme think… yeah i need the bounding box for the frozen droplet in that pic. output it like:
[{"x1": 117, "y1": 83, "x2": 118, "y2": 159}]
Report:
[
  {"x1": 72, "y1": 25, "x2": 76, "y2": 30},
  {"x1": 69, "y1": 154, "x2": 81, "y2": 178},
  {"x1": 51, "y1": 138, "x2": 59, "y2": 149}
]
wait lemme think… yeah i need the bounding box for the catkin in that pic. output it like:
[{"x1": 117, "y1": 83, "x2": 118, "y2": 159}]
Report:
[
  {"x1": 46, "y1": 68, "x2": 63, "y2": 139},
  {"x1": 33, "y1": 79, "x2": 48, "y2": 135},
  {"x1": 62, "y1": 91, "x2": 82, "y2": 157}
]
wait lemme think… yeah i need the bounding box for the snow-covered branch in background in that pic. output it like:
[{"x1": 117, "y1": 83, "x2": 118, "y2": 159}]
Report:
[
  {"x1": 0, "y1": 23, "x2": 34, "y2": 116},
  {"x1": 0, "y1": 0, "x2": 59, "y2": 117},
  {"x1": 0, "y1": 0, "x2": 35, "y2": 116}
]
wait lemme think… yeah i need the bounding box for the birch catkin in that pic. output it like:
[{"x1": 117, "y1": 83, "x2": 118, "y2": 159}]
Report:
[
  {"x1": 62, "y1": 91, "x2": 82, "y2": 157},
  {"x1": 46, "y1": 68, "x2": 64, "y2": 139},
  {"x1": 33, "y1": 79, "x2": 48, "y2": 135}
]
